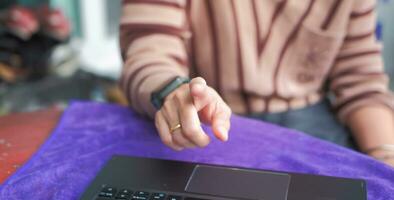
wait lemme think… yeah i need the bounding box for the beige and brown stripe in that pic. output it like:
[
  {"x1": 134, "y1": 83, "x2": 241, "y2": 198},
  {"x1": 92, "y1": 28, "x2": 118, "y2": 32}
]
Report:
[{"x1": 119, "y1": 0, "x2": 393, "y2": 123}]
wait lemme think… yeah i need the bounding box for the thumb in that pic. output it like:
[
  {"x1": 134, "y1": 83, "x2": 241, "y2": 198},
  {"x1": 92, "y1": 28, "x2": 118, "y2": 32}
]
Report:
[{"x1": 189, "y1": 77, "x2": 213, "y2": 111}]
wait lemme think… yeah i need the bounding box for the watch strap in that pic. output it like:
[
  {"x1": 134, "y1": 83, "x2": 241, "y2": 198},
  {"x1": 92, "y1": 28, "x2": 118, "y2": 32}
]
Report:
[{"x1": 151, "y1": 76, "x2": 190, "y2": 109}]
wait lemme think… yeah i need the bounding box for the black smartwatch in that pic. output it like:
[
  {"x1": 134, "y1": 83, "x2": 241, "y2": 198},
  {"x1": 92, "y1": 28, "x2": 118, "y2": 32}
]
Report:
[{"x1": 151, "y1": 76, "x2": 190, "y2": 109}]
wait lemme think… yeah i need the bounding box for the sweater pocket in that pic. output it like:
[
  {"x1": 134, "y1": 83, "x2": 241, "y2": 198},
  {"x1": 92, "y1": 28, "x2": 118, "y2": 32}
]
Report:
[{"x1": 278, "y1": 23, "x2": 345, "y2": 98}]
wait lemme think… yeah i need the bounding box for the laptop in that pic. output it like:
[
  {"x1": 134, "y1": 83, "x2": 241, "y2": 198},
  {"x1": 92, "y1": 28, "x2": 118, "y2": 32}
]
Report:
[{"x1": 80, "y1": 155, "x2": 366, "y2": 200}]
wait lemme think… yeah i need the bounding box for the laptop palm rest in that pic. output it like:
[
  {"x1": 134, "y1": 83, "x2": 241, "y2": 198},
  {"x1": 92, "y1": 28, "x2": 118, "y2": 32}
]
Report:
[{"x1": 185, "y1": 165, "x2": 291, "y2": 200}]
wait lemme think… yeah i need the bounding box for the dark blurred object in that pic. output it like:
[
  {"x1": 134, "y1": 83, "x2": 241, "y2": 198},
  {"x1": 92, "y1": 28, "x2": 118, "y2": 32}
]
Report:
[
  {"x1": 19, "y1": 34, "x2": 63, "y2": 79},
  {"x1": 0, "y1": 33, "x2": 26, "y2": 82},
  {"x1": 0, "y1": 61, "x2": 25, "y2": 82},
  {"x1": 0, "y1": 4, "x2": 71, "y2": 83},
  {"x1": 0, "y1": 70, "x2": 102, "y2": 114}
]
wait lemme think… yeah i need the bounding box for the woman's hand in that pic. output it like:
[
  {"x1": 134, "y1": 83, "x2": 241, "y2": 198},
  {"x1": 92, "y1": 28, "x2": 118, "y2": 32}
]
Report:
[
  {"x1": 154, "y1": 77, "x2": 232, "y2": 151},
  {"x1": 384, "y1": 159, "x2": 394, "y2": 168},
  {"x1": 371, "y1": 156, "x2": 394, "y2": 168},
  {"x1": 368, "y1": 150, "x2": 394, "y2": 168}
]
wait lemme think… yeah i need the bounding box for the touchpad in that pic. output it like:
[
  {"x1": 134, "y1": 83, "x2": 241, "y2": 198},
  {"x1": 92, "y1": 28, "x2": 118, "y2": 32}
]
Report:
[{"x1": 185, "y1": 165, "x2": 290, "y2": 200}]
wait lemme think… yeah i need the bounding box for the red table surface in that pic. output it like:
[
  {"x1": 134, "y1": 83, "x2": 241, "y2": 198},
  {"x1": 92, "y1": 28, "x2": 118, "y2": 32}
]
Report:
[{"x1": 0, "y1": 108, "x2": 61, "y2": 184}]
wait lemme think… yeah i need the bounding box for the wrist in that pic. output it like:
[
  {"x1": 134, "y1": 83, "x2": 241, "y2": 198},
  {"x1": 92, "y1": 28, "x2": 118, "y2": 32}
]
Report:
[{"x1": 151, "y1": 76, "x2": 190, "y2": 110}]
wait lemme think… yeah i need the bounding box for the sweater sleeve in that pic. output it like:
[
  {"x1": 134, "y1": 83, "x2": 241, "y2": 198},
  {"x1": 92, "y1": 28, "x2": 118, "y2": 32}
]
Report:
[
  {"x1": 119, "y1": 0, "x2": 191, "y2": 117},
  {"x1": 329, "y1": 0, "x2": 394, "y2": 123}
]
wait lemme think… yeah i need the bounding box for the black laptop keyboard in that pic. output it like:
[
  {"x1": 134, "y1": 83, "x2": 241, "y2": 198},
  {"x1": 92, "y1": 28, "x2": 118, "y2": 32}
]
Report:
[{"x1": 95, "y1": 186, "x2": 212, "y2": 200}]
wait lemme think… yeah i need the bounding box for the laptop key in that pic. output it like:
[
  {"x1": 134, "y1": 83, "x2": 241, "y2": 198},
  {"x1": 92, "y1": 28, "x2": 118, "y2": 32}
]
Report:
[
  {"x1": 99, "y1": 191, "x2": 115, "y2": 198},
  {"x1": 99, "y1": 186, "x2": 117, "y2": 198},
  {"x1": 132, "y1": 196, "x2": 149, "y2": 200},
  {"x1": 119, "y1": 189, "x2": 133, "y2": 195},
  {"x1": 150, "y1": 192, "x2": 166, "y2": 200},
  {"x1": 102, "y1": 187, "x2": 117, "y2": 194},
  {"x1": 132, "y1": 191, "x2": 150, "y2": 200},
  {"x1": 96, "y1": 198, "x2": 113, "y2": 200},
  {"x1": 135, "y1": 191, "x2": 149, "y2": 196},
  {"x1": 167, "y1": 195, "x2": 182, "y2": 200},
  {"x1": 116, "y1": 189, "x2": 133, "y2": 199},
  {"x1": 116, "y1": 193, "x2": 130, "y2": 199}
]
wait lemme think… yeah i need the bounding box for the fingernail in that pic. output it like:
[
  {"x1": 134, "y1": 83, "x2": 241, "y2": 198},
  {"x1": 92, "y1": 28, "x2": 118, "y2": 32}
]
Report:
[
  {"x1": 218, "y1": 126, "x2": 228, "y2": 141},
  {"x1": 175, "y1": 147, "x2": 184, "y2": 151}
]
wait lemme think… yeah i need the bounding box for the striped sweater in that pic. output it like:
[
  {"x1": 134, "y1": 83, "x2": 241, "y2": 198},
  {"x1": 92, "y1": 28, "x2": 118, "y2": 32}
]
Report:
[{"x1": 119, "y1": 0, "x2": 393, "y2": 123}]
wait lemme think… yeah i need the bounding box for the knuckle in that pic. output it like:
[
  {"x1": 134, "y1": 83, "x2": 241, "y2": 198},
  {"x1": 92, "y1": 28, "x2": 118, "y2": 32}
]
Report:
[
  {"x1": 162, "y1": 107, "x2": 175, "y2": 121},
  {"x1": 182, "y1": 125, "x2": 199, "y2": 138},
  {"x1": 162, "y1": 100, "x2": 172, "y2": 112},
  {"x1": 173, "y1": 93, "x2": 184, "y2": 104},
  {"x1": 167, "y1": 85, "x2": 184, "y2": 99},
  {"x1": 172, "y1": 135, "x2": 185, "y2": 147},
  {"x1": 173, "y1": 134, "x2": 188, "y2": 147},
  {"x1": 180, "y1": 83, "x2": 190, "y2": 89}
]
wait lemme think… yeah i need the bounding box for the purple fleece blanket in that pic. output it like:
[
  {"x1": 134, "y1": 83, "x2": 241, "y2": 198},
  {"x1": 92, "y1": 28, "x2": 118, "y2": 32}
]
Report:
[{"x1": 0, "y1": 101, "x2": 393, "y2": 199}]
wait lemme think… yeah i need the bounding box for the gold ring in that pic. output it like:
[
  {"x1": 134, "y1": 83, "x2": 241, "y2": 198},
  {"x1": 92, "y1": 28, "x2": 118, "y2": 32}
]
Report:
[{"x1": 170, "y1": 123, "x2": 181, "y2": 133}]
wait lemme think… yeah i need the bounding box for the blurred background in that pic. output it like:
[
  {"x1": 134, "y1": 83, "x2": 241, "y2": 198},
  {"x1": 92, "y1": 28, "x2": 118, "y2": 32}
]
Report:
[{"x1": 0, "y1": 0, "x2": 393, "y2": 115}]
